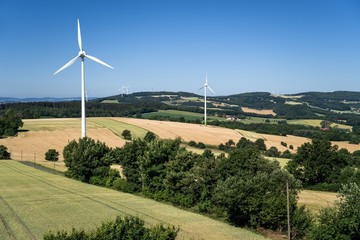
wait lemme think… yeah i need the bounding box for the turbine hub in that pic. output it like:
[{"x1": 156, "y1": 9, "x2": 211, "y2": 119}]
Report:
[{"x1": 79, "y1": 50, "x2": 86, "y2": 58}]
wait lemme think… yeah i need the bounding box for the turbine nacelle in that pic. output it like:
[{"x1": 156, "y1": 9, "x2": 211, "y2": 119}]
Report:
[{"x1": 79, "y1": 50, "x2": 86, "y2": 58}]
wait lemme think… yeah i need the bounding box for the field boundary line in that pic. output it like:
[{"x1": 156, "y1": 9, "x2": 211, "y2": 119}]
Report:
[
  {"x1": 0, "y1": 210, "x2": 15, "y2": 240},
  {"x1": 0, "y1": 196, "x2": 36, "y2": 240}
]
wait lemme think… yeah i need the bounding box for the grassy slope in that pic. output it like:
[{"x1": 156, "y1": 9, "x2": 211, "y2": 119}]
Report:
[
  {"x1": 141, "y1": 109, "x2": 223, "y2": 121},
  {"x1": 0, "y1": 161, "x2": 268, "y2": 240},
  {"x1": 22, "y1": 118, "x2": 149, "y2": 139},
  {"x1": 88, "y1": 117, "x2": 148, "y2": 139},
  {"x1": 21, "y1": 118, "x2": 84, "y2": 131}
]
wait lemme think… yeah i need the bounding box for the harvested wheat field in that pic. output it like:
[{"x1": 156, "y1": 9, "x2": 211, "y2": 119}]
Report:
[
  {"x1": 111, "y1": 118, "x2": 360, "y2": 153},
  {"x1": 241, "y1": 107, "x2": 276, "y2": 116},
  {"x1": 236, "y1": 129, "x2": 311, "y2": 153},
  {"x1": 116, "y1": 118, "x2": 310, "y2": 151},
  {"x1": 332, "y1": 141, "x2": 360, "y2": 153},
  {"x1": 114, "y1": 117, "x2": 244, "y2": 146},
  {"x1": 0, "y1": 119, "x2": 126, "y2": 163},
  {"x1": 298, "y1": 190, "x2": 338, "y2": 213},
  {"x1": 2, "y1": 118, "x2": 359, "y2": 165}
]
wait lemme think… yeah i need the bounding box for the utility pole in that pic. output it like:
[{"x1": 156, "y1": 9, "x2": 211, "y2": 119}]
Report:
[{"x1": 287, "y1": 178, "x2": 291, "y2": 240}]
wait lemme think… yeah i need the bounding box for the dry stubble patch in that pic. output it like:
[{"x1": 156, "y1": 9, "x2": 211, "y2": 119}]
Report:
[
  {"x1": 241, "y1": 107, "x2": 276, "y2": 116},
  {"x1": 114, "y1": 117, "x2": 244, "y2": 146},
  {"x1": 298, "y1": 190, "x2": 337, "y2": 213},
  {"x1": 0, "y1": 119, "x2": 125, "y2": 162}
]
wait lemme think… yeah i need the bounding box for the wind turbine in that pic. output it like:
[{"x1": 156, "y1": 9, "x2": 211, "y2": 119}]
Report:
[
  {"x1": 54, "y1": 19, "x2": 113, "y2": 138},
  {"x1": 119, "y1": 86, "x2": 125, "y2": 97},
  {"x1": 199, "y1": 74, "x2": 215, "y2": 126},
  {"x1": 119, "y1": 85, "x2": 129, "y2": 97}
]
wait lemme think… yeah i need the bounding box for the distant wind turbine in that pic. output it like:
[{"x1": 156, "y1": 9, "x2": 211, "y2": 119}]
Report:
[
  {"x1": 119, "y1": 86, "x2": 125, "y2": 97},
  {"x1": 124, "y1": 86, "x2": 129, "y2": 95},
  {"x1": 54, "y1": 19, "x2": 113, "y2": 138},
  {"x1": 119, "y1": 85, "x2": 129, "y2": 97},
  {"x1": 199, "y1": 74, "x2": 215, "y2": 126}
]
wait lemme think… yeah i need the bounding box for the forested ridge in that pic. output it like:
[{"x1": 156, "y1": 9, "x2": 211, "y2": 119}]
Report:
[
  {"x1": 2, "y1": 90, "x2": 360, "y2": 142},
  {"x1": 2, "y1": 91, "x2": 360, "y2": 121},
  {"x1": 0, "y1": 100, "x2": 167, "y2": 119}
]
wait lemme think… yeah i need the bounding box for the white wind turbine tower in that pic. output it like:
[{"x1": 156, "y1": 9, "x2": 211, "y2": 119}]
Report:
[
  {"x1": 199, "y1": 74, "x2": 215, "y2": 126},
  {"x1": 54, "y1": 19, "x2": 113, "y2": 138},
  {"x1": 119, "y1": 85, "x2": 129, "y2": 97},
  {"x1": 119, "y1": 86, "x2": 125, "y2": 97}
]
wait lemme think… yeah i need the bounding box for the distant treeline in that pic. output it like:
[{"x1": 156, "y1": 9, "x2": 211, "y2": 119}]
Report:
[
  {"x1": 2, "y1": 91, "x2": 360, "y2": 138},
  {"x1": 0, "y1": 100, "x2": 167, "y2": 119}
]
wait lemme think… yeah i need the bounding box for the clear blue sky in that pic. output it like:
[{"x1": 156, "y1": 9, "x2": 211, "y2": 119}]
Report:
[{"x1": 1, "y1": 0, "x2": 360, "y2": 98}]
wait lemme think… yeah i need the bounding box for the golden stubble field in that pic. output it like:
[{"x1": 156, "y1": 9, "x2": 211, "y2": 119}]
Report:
[
  {"x1": 241, "y1": 107, "x2": 276, "y2": 116},
  {"x1": 0, "y1": 118, "x2": 127, "y2": 165},
  {"x1": 113, "y1": 117, "x2": 360, "y2": 153},
  {"x1": 1, "y1": 117, "x2": 359, "y2": 164},
  {"x1": 115, "y1": 117, "x2": 310, "y2": 152}
]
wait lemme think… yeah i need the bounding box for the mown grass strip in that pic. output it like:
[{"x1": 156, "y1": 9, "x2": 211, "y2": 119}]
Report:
[
  {"x1": 88, "y1": 117, "x2": 148, "y2": 139},
  {"x1": 141, "y1": 109, "x2": 223, "y2": 121},
  {"x1": 21, "y1": 118, "x2": 96, "y2": 131}
]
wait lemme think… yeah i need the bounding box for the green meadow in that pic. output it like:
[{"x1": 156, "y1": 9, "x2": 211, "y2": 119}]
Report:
[
  {"x1": 141, "y1": 109, "x2": 223, "y2": 121},
  {"x1": 88, "y1": 118, "x2": 148, "y2": 139}
]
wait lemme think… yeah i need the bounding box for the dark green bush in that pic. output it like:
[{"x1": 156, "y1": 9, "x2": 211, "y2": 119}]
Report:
[
  {"x1": 310, "y1": 183, "x2": 360, "y2": 240},
  {"x1": 197, "y1": 142, "x2": 206, "y2": 149},
  {"x1": 218, "y1": 143, "x2": 225, "y2": 150},
  {"x1": 291, "y1": 205, "x2": 313, "y2": 240},
  {"x1": 144, "y1": 131, "x2": 156, "y2": 142},
  {"x1": 63, "y1": 137, "x2": 111, "y2": 182},
  {"x1": 45, "y1": 149, "x2": 59, "y2": 161},
  {"x1": 44, "y1": 216, "x2": 178, "y2": 240},
  {"x1": 122, "y1": 130, "x2": 132, "y2": 140},
  {"x1": 0, "y1": 145, "x2": 11, "y2": 159},
  {"x1": 265, "y1": 146, "x2": 280, "y2": 157}
]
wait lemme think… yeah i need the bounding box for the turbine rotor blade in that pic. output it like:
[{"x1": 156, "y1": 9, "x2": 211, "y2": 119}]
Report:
[
  {"x1": 207, "y1": 85, "x2": 215, "y2": 94},
  {"x1": 198, "y1": 86, "x2": 205, "y2": 91},
  {"x1": 86, "y1": 54, "x2": 114, "y2": 69},
  {"x1": 77, "y1": 19, "x2": 82, "y2": 51},
  {"x1": 54, "y1": 55, "x2": 79, "y2": 75}
]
